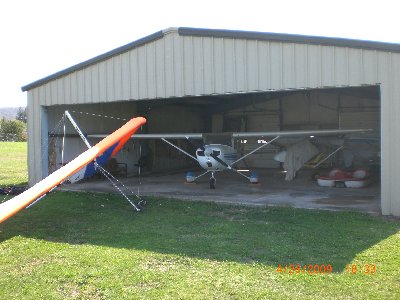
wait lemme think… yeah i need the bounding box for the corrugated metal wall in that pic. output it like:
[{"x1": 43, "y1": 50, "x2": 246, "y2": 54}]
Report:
[
  {"x1": 28, "y1": 31, "x2": 388, "y2": 104},
  {"x1": 26, "y1": 29, "x2": 400, "y2": 215}
]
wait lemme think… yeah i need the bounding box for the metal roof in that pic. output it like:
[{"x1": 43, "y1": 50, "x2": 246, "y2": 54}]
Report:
[{"x1": 21, "y1": 27, "x2": 400, "y2": 92}]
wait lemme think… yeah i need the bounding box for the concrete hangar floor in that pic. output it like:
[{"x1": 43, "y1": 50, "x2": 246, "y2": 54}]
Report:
[{"x1": 61, "y1": 168, "x2": 381, "y2": 215}]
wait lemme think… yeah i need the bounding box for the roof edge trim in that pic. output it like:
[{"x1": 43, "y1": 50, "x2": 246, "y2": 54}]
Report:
[{"x1": 178, "y1": 27, "x2": 400, "y2": 53}]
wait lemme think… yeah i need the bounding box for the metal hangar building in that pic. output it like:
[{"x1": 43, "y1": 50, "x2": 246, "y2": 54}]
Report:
[{"x1": 22, "y1": 27, "x2": 400, "y2": 216}]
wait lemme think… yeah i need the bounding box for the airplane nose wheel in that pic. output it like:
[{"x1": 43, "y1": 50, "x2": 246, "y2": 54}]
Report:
[{"x1": 210, "y1": 172, "x2": 216, "y2": 189}]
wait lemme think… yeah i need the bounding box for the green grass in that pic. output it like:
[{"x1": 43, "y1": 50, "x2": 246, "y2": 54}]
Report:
[
  {"x1": 0, "y1": 142, "x2": 28, "y2": 187},
  {"x1": 0, "y1": 142, "x2": 399, "y2": 299}
]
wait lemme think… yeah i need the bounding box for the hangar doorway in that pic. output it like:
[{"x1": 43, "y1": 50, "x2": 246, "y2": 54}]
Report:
[
  {"x1": 139, "y1": 85, "x2": 380, "y2": 178},
  {"x1": 51, "y1": 84, "x2": 381, "y2": 214},
  {"x1": 119, "y1": 84, "x2": 378, "y2": 214}
]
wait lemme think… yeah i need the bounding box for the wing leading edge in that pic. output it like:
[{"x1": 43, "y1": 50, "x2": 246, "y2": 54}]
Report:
[
  {"x1": 232, "y1": 128, "x2": 372, "y2": 138},
  {"x1": 88, "y1": 128, "x2": 372, "y2": 140}
]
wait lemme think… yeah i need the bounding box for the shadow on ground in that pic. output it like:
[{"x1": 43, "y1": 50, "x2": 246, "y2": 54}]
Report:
[{"x1": 0, "y1": 191, "x2": 398, "y2": 273}]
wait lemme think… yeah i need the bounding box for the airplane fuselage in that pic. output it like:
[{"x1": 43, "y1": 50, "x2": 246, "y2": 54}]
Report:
[{"x1": 195, "y1": 144, "x2": 237, "y2": 171}]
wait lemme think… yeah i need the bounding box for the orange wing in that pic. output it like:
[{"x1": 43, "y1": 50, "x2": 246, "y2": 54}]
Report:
[{"x1": 0, "y1": 117, "x2": 146, "y2": 224}]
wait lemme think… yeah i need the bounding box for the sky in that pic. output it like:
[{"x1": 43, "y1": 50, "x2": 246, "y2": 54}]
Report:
[{"x1": 0, "y1": 0, "x2": 398, "y2": 108}]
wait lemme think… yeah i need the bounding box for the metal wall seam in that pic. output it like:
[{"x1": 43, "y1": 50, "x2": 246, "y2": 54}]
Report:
[
  {"x1": 121, "y1": 52, "x2": 131, "y2": 101},
  {"x1": 146, "y1": 41, "x2": 157, "y2": 100},
  {"x1": 47, "y1": 81, "x2": 54, "y2": 106},
  {"x1": 246, "y1": 39, "x2": 258, "y2": 91},
  {"x1": 181, "y1": 35, "x2": 192, "y2": 96},
  {"x1": 33, "y1": 100, "x2": 41, "y2": 183},
  {"x1": 282, "y1": 43, "x2": 295, "y2": 88},
  {"x1": 362, "y1": 50, "x2": 378, "y2": 84},
  {"x1": 387, "y1": 53, "x2": 396, "y2": 215},
  {"x1": 257, "y1": 41, "x2": 270, "y2": 91},
  {"x1": 56, "y1": 77, "x2": 64, "y2": 105},
  {"x1": 91, "y1": 64, "x2": 100, "y2": 103},
  {"x1": 62, "y1": 76, "x2": 69, "y2": 105},
  {"x1": 155, "y1": 38, "x2": 166, "y2": 98},
  {"x1": 27, "y1": 91, "x2": 35, "y2": 184},
  {"x1": 193, "y1": 36, "x2": 204, "y2": 95},
  {"x1": 43, "y1": 82, "x2": 49, "y2": 106},
  {"x1": 163, "y1": 31, "x2": 175, "y2": 98},
  {"x1": 98, "y1": 61, "x2": 107, "y2": 102},
  {"x1": 234, "y1": 39, "x2": 246, "y2": 92},
  {"x1": 293, "y1": 43, "x2": 305, "y2": 88},
  {"x1": 348, "y1": 48, "x2": 363, "y2": 86},
  {"x1": 378, "y1": 52, "x2": 392, "y2": 215},
  {"x1": 138, "y1": 44, "x2": 147, "y2": 99},
  {"x1": 75, "y1": 70, "x2": 83, "y2": 103},
  {"x1": 173, "y1": 32, "x2": 184, "y2": 97},
  {"x1": 207, "y1": 37, "x2": 216, "y2": 94},
  {"x1": 213, "y1": 37, "x2": 225, "y2": 93},
  {"x1": 83, "y1": 67, "x2": 92, "y2": 103},
  {"x1": 129, "y1": 48, "x2": 139, "y2": 100},
  {"x1": 224, "y1": 38, "x2": 236, "y2": 93},
  {"x1": 106, "y1": 58, "x2": 114, "y2": 102},
  {"x1": 321, "y1": 46, "x2": 335, "y2": 86},
  {"x1": 112, "y1": 55, "x2": 122, "y2": 101},
  {"x1": 269, "y1": 42, "x2": 282, "y2": 90},
  {"x1": 307, "y1": 44, "x2": 321, "y2": 88}
]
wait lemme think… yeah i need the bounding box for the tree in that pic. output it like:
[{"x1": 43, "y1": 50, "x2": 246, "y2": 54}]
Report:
[
  {"x1": 0, "y1": 118, "x2": 27, "y2": 141},
  {"x1": 16, "y1": 107, "x2": 27, "y2": 123}
]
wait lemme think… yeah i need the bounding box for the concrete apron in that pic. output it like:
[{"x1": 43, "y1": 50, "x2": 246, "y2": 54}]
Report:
[{"x1": 60, "y1": 169, "x2": 381, "y2": 215}]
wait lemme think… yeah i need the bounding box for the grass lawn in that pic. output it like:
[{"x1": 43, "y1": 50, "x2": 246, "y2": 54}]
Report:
[
  {"x1": 0, "y1": 142, "x2": 28, "y2": 187},
  {"x1": 0, "y1": 142, "x2": 399, "y2": 299}
]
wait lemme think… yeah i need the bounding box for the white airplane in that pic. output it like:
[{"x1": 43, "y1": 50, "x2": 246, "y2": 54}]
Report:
[{"x1": 89, "y1": 128, "x2": 372, "y2": 189}]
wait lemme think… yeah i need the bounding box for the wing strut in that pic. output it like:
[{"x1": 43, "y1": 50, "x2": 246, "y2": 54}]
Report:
[
  {"x1": 65, "y1": 111, "x2": 143, "y2": 211},
  {"x1": 230, "y1": 136, "x2": 280, "y2": 166},
  {"x1": 65, "y1": 111, "x2": 91, "y2": 148},
  {"x1": 161, "y1": 138, "x2": 197, "y2": 161}
]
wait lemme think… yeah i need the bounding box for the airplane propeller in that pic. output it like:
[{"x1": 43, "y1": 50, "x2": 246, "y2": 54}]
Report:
[
  {"x1": 186, "y1": 137, "x2": 229, "y2": 168},
  {"x1": 187, "y1": 136, "x2": 231, "y2": 170},
  {"x1": 209, "y1": 151, "x2": 230, "y2": 169}
]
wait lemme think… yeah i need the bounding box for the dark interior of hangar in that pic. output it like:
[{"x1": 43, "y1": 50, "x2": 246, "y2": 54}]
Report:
[
  {"x1": 46, "y1": 85, "x2": 381, "y2": 184},
  {"x1": 133, "y1": 85, "x2": 380, "y2": 174}
]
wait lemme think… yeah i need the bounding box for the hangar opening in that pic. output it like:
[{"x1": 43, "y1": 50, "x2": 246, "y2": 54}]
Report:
[
  {"x1": 118, "y1": 85, "x2": 380, "y2": 177},
  {"x1": 46, "y1": 84, "x2": 381, "y2": 212}
]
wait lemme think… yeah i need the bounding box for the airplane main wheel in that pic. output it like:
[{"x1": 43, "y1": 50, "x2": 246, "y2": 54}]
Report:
[{"x1": 210, "y1": 177, "x2": 216, "y2": 189}]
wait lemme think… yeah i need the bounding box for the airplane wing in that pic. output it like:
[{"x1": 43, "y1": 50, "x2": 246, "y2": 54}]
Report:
[
  {"x1": 232, "y1": 128, "x2": 372, "y2": 138},
  {"x1": 88, "y1": 133, "x2": 203, "y2": 139},
  {"x1": 0, "y1": 117, "x2": 146, "y2": 224},
  {"x1": 88, "y1": 128, "x2": 372, "y2": 140}
]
